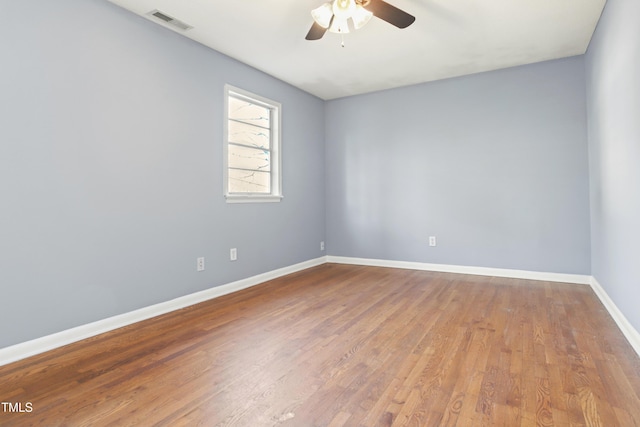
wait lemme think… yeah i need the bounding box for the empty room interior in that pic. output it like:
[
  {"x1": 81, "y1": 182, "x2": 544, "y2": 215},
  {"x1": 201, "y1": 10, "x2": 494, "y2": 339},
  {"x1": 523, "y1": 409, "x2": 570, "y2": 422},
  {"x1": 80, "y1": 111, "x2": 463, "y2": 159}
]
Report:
[{"x1": 1, "y1": 0, "x2": 639, "y2": 425}]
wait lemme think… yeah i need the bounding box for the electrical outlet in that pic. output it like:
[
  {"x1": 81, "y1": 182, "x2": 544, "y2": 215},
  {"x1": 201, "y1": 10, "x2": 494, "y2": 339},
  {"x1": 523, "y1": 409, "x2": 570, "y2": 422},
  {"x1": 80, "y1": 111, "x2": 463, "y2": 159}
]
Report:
[
  {"x1": 230, "y1": 248, "x2": 237, "y2": 261},
  {"x1": 429, "y1": 236, "x2": 437, "y2": 247},
  {"x1": 197, "y1": 257, "x2": 205, "y2": 271},
  {"x1": 320, "y1": 241, "x2": 325, "y2": 251}
]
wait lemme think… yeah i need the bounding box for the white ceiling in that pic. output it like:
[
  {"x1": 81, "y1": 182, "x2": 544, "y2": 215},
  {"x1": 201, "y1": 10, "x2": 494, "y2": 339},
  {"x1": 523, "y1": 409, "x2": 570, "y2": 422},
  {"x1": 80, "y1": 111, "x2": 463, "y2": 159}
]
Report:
[{"x1": 107, "y1": 0, "x2": 606, "y2": 100}]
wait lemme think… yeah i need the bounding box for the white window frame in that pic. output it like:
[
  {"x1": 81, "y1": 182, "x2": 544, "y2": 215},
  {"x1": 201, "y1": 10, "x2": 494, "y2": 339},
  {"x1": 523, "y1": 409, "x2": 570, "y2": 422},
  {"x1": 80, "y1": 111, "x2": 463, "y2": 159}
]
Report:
[{"x1": 223, "y1": 84, "x2": 282, "y2": 203}]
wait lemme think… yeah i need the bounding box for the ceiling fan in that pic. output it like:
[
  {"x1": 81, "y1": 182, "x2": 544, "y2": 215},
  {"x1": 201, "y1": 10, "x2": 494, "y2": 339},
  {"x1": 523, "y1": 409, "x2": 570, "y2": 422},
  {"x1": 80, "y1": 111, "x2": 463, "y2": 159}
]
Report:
[{"x1": 305, "y1": 0, "x2": 415, "y2": 41}]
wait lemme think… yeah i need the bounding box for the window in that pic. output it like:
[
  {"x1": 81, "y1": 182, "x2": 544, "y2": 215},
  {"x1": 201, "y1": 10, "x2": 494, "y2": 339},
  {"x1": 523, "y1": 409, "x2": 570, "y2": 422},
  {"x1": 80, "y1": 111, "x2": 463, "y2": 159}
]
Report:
[{"x1": 223, "y1": 85, "x2": 282, "y2": 203}]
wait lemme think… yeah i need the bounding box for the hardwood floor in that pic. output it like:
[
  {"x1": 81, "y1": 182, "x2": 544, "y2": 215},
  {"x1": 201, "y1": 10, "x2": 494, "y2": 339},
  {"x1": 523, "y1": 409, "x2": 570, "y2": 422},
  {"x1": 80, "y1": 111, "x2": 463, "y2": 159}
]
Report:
[{"x1": 1, "y1": 263, "x2": 640, "y2": 426}]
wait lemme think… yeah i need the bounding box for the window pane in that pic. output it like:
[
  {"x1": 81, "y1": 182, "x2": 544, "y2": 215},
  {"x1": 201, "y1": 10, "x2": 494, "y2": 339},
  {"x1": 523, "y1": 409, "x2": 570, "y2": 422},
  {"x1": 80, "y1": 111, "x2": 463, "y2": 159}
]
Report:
[
  {"x1": 224, "y1": 85, "x2": 281, "y2": 201},
  {"x1": 228, "y1": 144, "x2": 270, "y2": 172},
  {"x1": 228, "y1": 120, "x2": 270, "y2": 149},
  {"x1": 228, "y1": 96, "x2": 270, "y2": 128},
  {"x1": 228, "y1": 169, "x2": 271, "y2": 194}
]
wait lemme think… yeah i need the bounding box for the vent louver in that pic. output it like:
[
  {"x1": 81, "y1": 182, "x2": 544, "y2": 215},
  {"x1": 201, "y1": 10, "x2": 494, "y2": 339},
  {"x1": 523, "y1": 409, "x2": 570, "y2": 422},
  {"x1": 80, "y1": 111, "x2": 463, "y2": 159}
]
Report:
[{"x1": 147, "y1": 10, "x2": 192, "y2": 31}]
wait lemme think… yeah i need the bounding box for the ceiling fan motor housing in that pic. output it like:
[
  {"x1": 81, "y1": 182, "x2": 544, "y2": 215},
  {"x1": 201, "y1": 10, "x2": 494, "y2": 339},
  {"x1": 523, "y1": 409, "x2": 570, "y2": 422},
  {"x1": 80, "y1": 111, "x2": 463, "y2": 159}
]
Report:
[{"x1": 333, "y1": 0, "x2": 357, "y2": 19}]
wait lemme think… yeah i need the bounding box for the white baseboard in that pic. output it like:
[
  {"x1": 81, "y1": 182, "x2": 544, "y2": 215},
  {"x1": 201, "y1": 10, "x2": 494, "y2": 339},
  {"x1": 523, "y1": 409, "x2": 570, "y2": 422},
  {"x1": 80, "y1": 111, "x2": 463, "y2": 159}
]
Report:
[
  {"x1": 589, "y1": 277, "x2": 640, "y2": 356},
  {"x1": 0, "y1": 257, "x2": 326, "y2": 367},
  {"x1": 3, "y1": 256, "x2": 638, "y2": 366},
  {"x1": 326, "y1": 256, "x2": 592, "y2": 284}
]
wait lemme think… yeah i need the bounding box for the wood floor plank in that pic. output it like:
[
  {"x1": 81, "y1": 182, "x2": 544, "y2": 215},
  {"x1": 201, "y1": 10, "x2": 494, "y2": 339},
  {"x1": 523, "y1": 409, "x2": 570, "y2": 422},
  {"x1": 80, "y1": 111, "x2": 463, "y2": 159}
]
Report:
[{"x1": 1, "y1": 264, "x2": 639, "y2": 426}]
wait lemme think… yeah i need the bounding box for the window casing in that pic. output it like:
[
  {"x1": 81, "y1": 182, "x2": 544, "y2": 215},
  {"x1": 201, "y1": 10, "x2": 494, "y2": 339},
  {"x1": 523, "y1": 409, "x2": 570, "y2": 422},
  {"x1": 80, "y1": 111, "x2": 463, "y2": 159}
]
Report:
[{"x1": 223, "y1": 85, "x2": 282, "y2": 203}]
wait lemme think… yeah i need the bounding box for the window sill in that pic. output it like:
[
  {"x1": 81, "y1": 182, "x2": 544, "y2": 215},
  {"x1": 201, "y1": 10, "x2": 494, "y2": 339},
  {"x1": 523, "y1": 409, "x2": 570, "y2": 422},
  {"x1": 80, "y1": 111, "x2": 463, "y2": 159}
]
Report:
[{"x1": 225, "y1": 195, "x2": 283, "y2": 204}]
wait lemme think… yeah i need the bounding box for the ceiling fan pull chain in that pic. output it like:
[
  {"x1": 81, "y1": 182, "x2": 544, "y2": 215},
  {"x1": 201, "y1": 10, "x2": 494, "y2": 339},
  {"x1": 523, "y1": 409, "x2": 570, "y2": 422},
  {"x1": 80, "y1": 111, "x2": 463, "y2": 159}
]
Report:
[{"x1": 341, "y1": 33, "x2": 345, "y2": 47}]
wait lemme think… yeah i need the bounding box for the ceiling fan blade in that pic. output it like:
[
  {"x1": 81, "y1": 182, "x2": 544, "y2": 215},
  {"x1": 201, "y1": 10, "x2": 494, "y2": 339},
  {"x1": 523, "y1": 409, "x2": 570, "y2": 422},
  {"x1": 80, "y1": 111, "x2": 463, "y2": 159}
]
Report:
[
  {"x1": 305, "y1": 22, "x2": 328, "y2": 40},
  {"x1": 364, "y1": 0, "x2": 415, "y2": 28}
]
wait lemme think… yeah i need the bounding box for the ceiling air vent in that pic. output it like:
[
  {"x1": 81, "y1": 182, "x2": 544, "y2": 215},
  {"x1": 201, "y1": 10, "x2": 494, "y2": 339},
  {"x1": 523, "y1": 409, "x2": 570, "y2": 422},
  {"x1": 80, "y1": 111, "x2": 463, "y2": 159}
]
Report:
[{"x1": 147, "y1": 10, "x2": 192, "y2": 31}]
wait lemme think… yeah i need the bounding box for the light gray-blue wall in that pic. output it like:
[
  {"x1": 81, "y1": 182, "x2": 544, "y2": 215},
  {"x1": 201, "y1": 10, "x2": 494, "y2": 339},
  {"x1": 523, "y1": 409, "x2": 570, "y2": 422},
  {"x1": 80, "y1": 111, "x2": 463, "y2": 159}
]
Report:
[
  {"x1": 325, "y1": 57, "x2": 591, "y2": 274},
  {"x1": 586, "y1": 0, "x2": 640, "y2": 331},
  {"x1": 0, "y1": 0, "x2": 325, "y2": 348}
]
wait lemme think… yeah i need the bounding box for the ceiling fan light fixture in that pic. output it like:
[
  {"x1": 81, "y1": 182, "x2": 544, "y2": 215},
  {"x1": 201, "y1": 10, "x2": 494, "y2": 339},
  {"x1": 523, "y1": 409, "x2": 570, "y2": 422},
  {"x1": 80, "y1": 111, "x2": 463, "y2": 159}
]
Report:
[
  {"x1": 352, "y1": 5, "x2": 373, "y2": 29},
  {"x1": 305, "y1": 0, "x2": 415, "y2": 42},
  {"x1": 311, "y1": 2, "x2": 333, "y2": 29}
]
